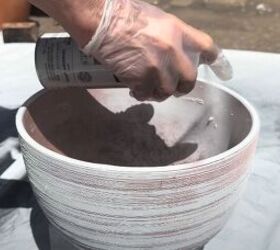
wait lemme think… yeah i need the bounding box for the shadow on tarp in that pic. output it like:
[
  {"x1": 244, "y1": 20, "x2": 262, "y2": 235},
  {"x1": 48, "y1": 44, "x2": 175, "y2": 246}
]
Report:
[
  {"x1": 0, "y1": 107, "x2": 19, "y2": 175},
  {"x1": 0, "y1": 179, "x2": 50, "y2": 250},
  {"x1": 0, "y1": 107, "x2": 18, "y2": 142}
]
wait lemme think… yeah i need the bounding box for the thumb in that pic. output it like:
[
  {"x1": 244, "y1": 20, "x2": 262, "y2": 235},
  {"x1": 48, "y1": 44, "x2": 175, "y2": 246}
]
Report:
[{"x1": 200, "y1": 47, "x2": 233, "y2": 81}]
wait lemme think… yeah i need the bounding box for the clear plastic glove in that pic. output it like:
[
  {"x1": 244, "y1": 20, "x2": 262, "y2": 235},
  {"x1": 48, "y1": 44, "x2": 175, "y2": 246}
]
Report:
[{"x1": 83, "y1": 0, "x2": 232, "y2": 101}]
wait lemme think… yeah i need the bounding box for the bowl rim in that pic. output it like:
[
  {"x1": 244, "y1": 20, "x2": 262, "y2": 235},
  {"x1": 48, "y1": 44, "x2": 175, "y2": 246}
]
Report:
[{"x1": 16, "y1": 80, "x2": 260, "y2": 172}]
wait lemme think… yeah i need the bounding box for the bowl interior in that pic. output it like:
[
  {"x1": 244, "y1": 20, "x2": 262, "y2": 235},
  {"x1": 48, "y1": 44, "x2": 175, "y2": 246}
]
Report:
[{"x1": 22, "y1": 81, "x2": 253, "y2": 167}]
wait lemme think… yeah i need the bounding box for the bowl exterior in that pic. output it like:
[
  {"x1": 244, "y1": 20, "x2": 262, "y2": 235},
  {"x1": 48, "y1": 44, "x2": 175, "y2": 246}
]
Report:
[{"x1": 19, "y1": 132, "x2": 258, "y2": 250}]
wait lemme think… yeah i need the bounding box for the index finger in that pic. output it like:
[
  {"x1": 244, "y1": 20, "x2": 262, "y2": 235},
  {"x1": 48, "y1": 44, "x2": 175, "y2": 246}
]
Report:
[{"x1": 179, "y1": 20, "x2": 233, "y2": 81}]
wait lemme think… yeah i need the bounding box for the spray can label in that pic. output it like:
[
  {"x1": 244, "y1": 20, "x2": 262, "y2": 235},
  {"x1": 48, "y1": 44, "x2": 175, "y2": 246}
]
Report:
[{"x1": 35, "y1": 33, "x2": 121, "y2": 88}]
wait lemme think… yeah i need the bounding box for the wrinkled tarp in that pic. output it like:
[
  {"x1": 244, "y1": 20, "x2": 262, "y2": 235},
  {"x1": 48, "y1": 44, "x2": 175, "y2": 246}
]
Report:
[{"x1": 0, "y1": 35, "x2": 280, "y2": 249}]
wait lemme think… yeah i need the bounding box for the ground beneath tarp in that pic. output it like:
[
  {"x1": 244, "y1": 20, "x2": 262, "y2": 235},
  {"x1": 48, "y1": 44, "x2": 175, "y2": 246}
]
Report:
[
  {"x1": 170, "y1": 6, "x2": 280, "y2": 53},
  {"x1": 30, "y1": 0, "x2": 280, "y2": 53}
]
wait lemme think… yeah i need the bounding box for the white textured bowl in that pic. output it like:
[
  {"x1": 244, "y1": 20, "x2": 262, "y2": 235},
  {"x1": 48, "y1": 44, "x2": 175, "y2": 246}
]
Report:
[{"x1": 16, "y1": 81, "x2": 259, "y2": 250}]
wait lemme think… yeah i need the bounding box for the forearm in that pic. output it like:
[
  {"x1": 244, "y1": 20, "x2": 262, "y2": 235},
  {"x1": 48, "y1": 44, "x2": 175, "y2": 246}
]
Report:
[{"x1": 28, "y1": 0, "x2": 104, "y2": 47}]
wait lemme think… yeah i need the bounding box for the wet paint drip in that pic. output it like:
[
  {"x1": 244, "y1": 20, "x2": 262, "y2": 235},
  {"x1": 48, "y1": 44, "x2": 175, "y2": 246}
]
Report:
[
  {"x1": 207, "y1": 116, "x2": 215, "y2": 125},
  {"x1": 183, "y1": 97, "x2": 205, "y2": 105},
  {"x1": 207, "y1": 116, "x2": 218, "y2": 129}
]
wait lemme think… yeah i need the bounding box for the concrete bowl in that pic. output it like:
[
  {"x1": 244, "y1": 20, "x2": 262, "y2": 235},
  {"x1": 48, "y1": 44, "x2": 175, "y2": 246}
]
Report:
[{"x1": 16, "y1": 81, "x2": 260, "y2": 250}]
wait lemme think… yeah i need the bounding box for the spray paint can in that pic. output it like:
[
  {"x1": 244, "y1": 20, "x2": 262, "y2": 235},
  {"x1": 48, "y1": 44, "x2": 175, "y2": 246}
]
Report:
[{"x1": 35, "y1": 33, "x2": 124, "y2": 88}]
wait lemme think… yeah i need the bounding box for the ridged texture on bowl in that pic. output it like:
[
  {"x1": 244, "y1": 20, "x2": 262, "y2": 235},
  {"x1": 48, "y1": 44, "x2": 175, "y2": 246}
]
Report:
[{"x1": 20, "y1": 135, "x2": 257, "y2": 250}]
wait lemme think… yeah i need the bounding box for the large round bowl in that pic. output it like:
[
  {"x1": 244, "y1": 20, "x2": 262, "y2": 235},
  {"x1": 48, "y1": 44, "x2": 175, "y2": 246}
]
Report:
[{"x1": 16, "y1": 81, "x2": 259, "y2": 250}]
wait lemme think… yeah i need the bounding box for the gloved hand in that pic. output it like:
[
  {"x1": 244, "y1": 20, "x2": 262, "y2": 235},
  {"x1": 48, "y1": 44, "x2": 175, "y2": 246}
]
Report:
[{"x1": 83, "y1": 0, "x2": 232, "y2": 101}]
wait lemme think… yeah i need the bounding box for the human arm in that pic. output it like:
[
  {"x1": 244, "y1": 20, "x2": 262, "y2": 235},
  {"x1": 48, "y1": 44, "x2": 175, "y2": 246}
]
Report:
[
  {"x1": 28, "y1": 0, "x2": 104, "y2": 47},
  {"x1": 28, "y1": 0, "x2": 231, "y2": 101}
]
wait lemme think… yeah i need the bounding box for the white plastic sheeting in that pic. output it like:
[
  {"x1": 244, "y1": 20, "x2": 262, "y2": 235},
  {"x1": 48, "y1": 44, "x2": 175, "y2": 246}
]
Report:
[{"x1": 0, "y1": 38, "x2": 280, "y2": 249}]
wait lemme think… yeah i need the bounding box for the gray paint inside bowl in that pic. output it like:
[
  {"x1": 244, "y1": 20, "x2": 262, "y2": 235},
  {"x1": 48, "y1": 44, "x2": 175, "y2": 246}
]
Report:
[{"x1": 22, "y1": 82, "x2": 252, "y2": 166}]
